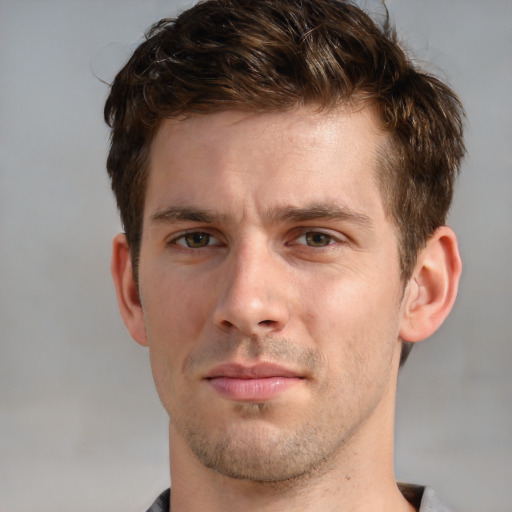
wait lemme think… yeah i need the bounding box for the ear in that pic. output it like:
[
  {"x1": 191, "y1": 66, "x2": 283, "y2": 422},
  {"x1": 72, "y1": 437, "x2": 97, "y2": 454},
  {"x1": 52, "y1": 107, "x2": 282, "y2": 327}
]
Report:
[
  {"x1": 111, "y1": 233, "x2": 148, "y2": 346},
  {"x1": 399, "y1": 226, "x2": 462, "y2": 342}
]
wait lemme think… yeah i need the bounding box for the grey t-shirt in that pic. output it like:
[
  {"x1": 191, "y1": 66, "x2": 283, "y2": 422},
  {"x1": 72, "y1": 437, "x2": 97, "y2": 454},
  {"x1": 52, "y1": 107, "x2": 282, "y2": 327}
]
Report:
[{"x1": 145, "y1": 484, "x2": 453, "y2": 512}]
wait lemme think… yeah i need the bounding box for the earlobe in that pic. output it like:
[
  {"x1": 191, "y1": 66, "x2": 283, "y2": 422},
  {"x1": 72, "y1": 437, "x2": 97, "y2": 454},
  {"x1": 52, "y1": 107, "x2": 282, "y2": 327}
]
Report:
[
  {"x1": 111, "y1": 233, "x2": 148, "y2": 346},
  {"x1": 399, "y1": 226, "x2": 462, "y2": 343}
]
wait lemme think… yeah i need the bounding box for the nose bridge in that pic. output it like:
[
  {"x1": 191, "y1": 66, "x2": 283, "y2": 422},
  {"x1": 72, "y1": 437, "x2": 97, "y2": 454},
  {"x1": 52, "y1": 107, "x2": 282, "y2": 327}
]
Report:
[{"x1": 213, "y1": 236, "x2": 289, "y2": 336}]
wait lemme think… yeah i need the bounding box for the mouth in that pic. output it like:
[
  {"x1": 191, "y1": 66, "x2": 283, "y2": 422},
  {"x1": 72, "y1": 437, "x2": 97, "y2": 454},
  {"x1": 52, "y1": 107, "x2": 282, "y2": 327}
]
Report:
[{"x1": 204, "y1": 363, "x2": 305, "y2": 401}]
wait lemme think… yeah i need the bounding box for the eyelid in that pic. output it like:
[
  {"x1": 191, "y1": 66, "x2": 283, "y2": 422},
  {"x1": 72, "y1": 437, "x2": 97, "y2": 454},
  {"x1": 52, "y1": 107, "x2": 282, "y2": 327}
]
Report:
[
  {"x1": 165, "y1": 227, "x2": 349, "y2": 248},
  {"x1": 290, "y1": 228, "x2": 349, "y2": 247},
  {"x1": 166, "y1": 229, "x2": 223, "y2": 247},
  {"x1": 296, "y1": 227, "x2": 346, "y2": 240}
]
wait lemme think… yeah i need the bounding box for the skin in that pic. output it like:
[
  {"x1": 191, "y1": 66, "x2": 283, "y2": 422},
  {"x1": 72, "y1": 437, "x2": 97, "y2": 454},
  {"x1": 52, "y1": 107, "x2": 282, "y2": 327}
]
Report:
[{"x1": 112, "y1": 105, "x2": 461, "y2": 512}]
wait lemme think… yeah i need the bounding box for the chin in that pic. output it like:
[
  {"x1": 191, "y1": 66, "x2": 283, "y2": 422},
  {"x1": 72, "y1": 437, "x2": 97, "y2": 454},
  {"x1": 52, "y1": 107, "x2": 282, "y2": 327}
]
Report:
[{"x1": 178, "y1": 412, "x2": 347, "y2": 483}]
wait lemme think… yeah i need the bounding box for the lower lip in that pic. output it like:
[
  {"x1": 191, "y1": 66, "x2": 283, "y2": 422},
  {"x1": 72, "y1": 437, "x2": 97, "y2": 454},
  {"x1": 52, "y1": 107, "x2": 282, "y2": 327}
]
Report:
[{"x1": 207, "y1": 377, "x2": 302, "y2": 401}]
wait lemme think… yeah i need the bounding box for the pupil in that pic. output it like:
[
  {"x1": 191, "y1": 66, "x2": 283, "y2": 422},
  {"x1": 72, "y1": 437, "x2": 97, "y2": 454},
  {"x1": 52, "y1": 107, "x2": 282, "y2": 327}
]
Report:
[
  {"x1": 188, "y1": 233, "x2": 209, "y2": 247},
  {"x1": 307, "y1": 233, "x2": 329, "y2": 246}
]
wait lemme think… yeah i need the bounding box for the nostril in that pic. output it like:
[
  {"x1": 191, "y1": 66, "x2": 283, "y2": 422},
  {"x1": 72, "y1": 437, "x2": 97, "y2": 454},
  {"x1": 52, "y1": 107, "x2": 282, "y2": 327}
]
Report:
[{"x1": 258, "y1": 320, "x2": 274, "y2": 326}]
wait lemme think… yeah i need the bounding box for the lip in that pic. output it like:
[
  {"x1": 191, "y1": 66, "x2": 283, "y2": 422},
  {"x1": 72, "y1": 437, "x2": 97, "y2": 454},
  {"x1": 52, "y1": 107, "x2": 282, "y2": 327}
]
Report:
[{"x1": 205, "y1": 363, "x2": 304, "y2": 401}]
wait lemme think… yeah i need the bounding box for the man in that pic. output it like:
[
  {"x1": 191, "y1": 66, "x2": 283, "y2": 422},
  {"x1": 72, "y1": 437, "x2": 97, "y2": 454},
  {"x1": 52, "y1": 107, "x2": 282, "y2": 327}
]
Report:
[{"x1": 104, "y1": 0, "x2": 465, "y2": 510}]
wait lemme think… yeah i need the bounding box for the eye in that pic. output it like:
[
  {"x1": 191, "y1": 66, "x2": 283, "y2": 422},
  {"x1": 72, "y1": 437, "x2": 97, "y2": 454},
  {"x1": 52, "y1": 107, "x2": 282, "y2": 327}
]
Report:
[
  {"x1": 172, "y1": 232, "x2": 219, "y2": 248},
  {"x1": 296, "y1": 231, "x2": 336, "y2": 247}
]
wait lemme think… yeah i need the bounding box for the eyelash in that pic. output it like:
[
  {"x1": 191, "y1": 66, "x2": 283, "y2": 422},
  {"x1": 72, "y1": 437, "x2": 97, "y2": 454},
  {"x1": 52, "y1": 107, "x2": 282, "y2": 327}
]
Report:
[
  {"x1": 292, "y1": 230, "x2": 341, "y2": 248},
  {"x1": 168, "y1": 231, "x2": 221, "y2": 249},
  {"x1": 167, "y1": 229, "x2": 346, "y2": 250}
]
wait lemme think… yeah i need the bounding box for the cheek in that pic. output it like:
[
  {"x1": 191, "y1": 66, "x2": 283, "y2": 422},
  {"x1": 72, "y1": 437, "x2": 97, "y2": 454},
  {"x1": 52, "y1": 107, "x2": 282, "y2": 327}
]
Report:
[
  {"x1": 299, "y1": 271, "x2": 372, "y2": 326},
  {"x1": 140, "y1": 271, "x2": 213, "y2": 399},
  {"x1": 297, "y1": 268, "x2": 402, "y2": 360},
  {"x1": 142, "y1": 267, "x2": 211, "y2": 341},
  {"x1": 303, "y1": 276, "x2": 401, "y2": 416}
]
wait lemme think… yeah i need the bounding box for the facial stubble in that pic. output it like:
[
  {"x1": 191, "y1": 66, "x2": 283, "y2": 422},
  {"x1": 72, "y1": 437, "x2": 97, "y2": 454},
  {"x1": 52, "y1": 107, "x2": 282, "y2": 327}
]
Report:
[{"x1": 165, "y1": 334, "x2": 389, "y2": 486}]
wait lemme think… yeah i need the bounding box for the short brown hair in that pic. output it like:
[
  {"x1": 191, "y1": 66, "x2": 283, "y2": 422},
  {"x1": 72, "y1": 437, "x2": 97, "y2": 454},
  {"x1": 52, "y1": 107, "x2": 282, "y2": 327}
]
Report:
[{"x1": 105, "y1": 0, "x2": 465, "y2": 361}]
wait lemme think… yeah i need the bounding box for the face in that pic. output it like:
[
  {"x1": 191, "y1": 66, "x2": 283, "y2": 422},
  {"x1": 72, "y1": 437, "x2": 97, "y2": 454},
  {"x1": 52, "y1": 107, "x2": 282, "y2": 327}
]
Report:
[{"x1": 136, "y1": 106, "x2": 406, "y2": 482}]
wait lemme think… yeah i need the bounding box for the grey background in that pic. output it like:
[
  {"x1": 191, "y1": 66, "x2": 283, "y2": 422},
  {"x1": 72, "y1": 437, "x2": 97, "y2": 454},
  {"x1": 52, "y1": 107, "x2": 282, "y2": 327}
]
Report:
[{"x1": 1, "y1": 0, "x2": 511, "y2": 511}]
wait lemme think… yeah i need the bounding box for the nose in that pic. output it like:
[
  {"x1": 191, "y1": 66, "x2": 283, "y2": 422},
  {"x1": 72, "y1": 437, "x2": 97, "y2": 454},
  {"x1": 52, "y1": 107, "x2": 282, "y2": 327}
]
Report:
[{"x1": 212, "y1": 241, "x2": 290, "y2": 336}]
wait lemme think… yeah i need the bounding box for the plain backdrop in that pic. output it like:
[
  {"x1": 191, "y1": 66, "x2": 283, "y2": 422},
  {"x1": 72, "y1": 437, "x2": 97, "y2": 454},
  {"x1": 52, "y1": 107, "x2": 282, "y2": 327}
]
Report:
[{"x1": 1, "y1": 1, "x2": 511, "y2": 511}]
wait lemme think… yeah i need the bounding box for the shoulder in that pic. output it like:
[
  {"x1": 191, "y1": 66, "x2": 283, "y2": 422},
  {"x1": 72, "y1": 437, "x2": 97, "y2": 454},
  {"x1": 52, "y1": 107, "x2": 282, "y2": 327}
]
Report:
[
  {"x1": 145, "y1": 488, "x2": 170, "y2": 512},
  {"x1": 399, "y1": 483, "x2": 454, "y2": 512},
  {"x1": 145, "y1": 485, "x2": 454, "y2": 512}
]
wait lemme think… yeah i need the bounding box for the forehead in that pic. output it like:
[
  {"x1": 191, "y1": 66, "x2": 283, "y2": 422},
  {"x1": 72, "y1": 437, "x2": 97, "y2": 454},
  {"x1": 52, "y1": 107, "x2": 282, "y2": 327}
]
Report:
[{"x1": 145, "y1": 106, "x2": 388, "y2": 223}]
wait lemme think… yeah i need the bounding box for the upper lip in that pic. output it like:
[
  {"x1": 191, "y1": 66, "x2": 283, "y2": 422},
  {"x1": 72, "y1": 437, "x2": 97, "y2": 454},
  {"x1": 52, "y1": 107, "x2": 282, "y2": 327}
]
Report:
[{"x1": 205, "y1": 363, "x2": 302, "y2": 379}]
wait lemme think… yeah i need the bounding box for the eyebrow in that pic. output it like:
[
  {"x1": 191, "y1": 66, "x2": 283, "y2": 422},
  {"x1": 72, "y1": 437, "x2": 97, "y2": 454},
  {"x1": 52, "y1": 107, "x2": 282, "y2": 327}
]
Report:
[
  {"x1": 150, "y1": 206, "x2": 228, "y2": 224},
  {"x1": 150, "y1": 203, "x2": 373, "y2": 230},
  {"x1": 267, "y1": 204, "x2": 374, "y2": 231}
]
